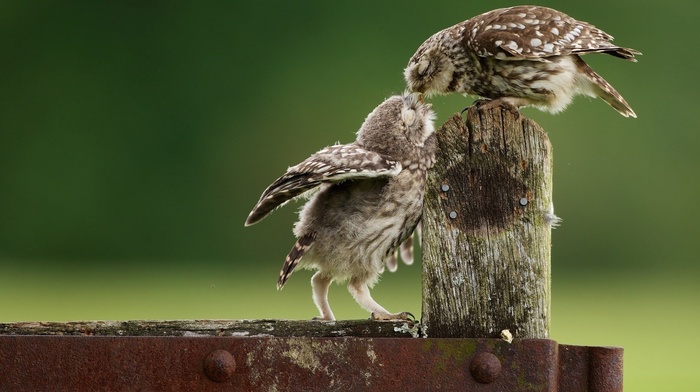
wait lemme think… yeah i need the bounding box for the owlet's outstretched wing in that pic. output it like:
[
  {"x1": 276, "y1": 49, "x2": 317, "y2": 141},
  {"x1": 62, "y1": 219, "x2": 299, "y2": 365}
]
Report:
[{"x1": 245, "y1": 144, "x2": 402, "y2": 226}]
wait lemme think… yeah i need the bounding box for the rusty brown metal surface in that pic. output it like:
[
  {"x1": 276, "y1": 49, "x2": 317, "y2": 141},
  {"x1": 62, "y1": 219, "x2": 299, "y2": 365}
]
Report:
[
  {"x1": 0, "y1": 336, "x2": 622, "y2": 392},
  {"x1": 558, "y1": 344, "x2": 624, "y2": 392}
]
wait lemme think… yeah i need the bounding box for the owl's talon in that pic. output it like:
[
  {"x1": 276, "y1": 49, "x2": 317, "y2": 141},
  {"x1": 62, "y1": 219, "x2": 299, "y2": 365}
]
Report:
[{"x1": 473, "y1": 98, "x2": 519, "y2": 113}]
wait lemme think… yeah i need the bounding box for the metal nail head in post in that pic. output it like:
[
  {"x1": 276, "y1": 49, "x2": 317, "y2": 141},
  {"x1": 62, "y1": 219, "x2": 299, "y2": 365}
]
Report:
[
  {"x1": 519, "y1": 197, "x2": 528, "y2": 206},
  {"x1": 204, "y1": 349, "x2": 236, "y2": 382},
  {"x1": 449, "y1": 211, "x2": 457, "y2": 219},
  {"x1": 441, "y1": 184, "x2": 450, "y2": 192}
]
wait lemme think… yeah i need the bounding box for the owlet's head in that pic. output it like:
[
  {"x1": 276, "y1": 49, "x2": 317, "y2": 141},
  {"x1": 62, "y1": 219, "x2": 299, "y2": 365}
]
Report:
[{"x1": 357, "y1": 92, "x2": 435, "y2": 158}]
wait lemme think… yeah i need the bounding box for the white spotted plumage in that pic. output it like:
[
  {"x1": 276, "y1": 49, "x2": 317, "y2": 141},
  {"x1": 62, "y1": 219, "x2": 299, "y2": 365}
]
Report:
[{"x1": 404, "y1": 6, "x2": 640, "y2": 117}]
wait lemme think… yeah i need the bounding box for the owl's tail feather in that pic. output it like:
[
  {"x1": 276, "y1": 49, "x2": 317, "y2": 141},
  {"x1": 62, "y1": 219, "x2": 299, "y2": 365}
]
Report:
[
  {"x1": 604, "y1": 46, "x2": 641, "y2": 62},
  {"x1": 580, "y1": 61, "x2": 637, "y2": 118},
  {"x1": 278, "y1": 233, "x2": 316, "y2": 290}
]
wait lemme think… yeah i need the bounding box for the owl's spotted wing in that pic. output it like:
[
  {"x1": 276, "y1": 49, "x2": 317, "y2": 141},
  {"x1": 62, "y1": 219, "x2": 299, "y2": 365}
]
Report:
[
  {"x1": 463, "y1": 6, "x2": 640, "y2": 61},
  {"x1": 245, "y1": 144, "x2": 401, "y2": 226}
]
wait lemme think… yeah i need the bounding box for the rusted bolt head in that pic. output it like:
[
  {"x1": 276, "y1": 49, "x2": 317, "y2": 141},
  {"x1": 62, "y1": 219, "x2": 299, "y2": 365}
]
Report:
[
  {"x1": 204, "y1": 349, "x2": 236, "y2": 382},
  {"x1": 470, "y1": 352, "x2": 501, "y2": 384}
]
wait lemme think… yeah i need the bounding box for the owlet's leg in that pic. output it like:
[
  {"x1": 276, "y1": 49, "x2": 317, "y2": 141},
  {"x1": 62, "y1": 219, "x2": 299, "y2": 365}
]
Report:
[{"x1": 311, "y1": 271, "x2": 335, "y2": 321}]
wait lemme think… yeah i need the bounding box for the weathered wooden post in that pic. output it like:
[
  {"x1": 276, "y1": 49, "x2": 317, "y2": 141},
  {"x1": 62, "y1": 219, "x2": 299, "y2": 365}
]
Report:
[{"x1": 422, "y1": 103, "x2": 555, "y2": 339}]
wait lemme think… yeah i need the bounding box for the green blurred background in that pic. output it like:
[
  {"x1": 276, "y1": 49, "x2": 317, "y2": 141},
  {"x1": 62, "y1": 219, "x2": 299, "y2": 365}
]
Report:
[{"x1": 1, "y1": 1, "x2": 698, "y2": 390}]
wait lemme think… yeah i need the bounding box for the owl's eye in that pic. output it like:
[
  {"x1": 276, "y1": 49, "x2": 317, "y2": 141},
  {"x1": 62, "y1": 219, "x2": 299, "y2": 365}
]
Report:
[
  {"x1": 402, "y1": 109, "x2": 417, "y2": 126},
  {"x1": 417, "y1": 60, "x2": 431, "y2": 76}
]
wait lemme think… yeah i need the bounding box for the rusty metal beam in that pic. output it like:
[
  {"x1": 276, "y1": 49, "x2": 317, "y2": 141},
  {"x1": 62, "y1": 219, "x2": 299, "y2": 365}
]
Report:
[{"x1": 0, "y1": 335, "x2": 622, "y2": 392}]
